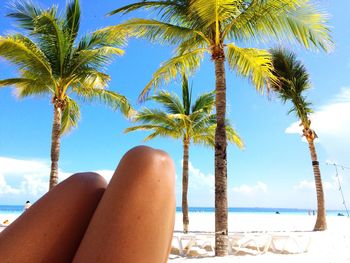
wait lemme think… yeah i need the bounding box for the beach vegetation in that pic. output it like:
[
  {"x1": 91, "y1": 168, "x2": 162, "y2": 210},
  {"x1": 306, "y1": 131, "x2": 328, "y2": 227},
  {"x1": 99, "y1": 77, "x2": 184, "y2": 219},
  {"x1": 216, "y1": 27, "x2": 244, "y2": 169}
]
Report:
[
  {"x1": 0, "y1": 0, "x2": 133, "y2": 190},
  {"x1": 125, "y1": 74, "x2": 243, "y2": 233},
  {"x1": 270, "y1": 48, "x2": 327, "y2": 231},
  {"x1": 107, "y1": 0, "x2": 332, "y2": 255}
]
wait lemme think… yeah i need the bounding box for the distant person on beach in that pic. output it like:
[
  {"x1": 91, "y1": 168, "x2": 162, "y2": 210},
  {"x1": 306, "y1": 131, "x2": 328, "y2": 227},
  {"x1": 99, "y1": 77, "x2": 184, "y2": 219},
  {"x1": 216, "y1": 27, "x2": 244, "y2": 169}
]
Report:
[
  {"x1": 24, "y1": 201, "x2": 31, "y2": 210},
  {"x1": 0, "y1": 146, "x2": 175, "y2": 263},
  {"x1": 0, "y1": 220, "x2": 9, "y2": 227}
]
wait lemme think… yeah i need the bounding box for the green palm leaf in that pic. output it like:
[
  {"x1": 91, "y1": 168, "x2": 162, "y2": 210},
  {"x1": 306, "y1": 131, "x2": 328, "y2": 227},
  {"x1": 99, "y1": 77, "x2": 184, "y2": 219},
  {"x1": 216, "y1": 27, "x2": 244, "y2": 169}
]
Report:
[
  {"x1": 60, "y1": 96, "x2": 80, "y2": 134},
  {"x1": 150, "y1": 91, "x2": 185, "y2": 114},
  {"x1": 112, "y1": 0, "x2": 331, "y2": 247},
  {"x1": 0, "y1": 35, "x2": 52, "y2": 78},
  {"x1": 141, "y1": 48, "x2": 206, "y2": 100},
  {"x1": 7, "y1": 0, "x2": 43, "y2": 30},
  {"x1": 127, "y1": 75, "x2": 243, "y2": 148},
  {"x1": 74, "y1": 88, "x2": 133, "y2": 118},
  {"x1": 65, "y1": 0, "x2": 80, "y2": 43},
  {"x1": 226, "y1": 0, "x2": 333, "y2": 51},
  {"x1": 107, "y1": 1, "x2": 179, "y2": 16},
  {"x1": 227, "y1": 44, "x2": 276, "y2": 91},
  {"x1": 191, "y1": 91, "x2": 215, "y2": 113},
  {"x1": 110, "y1": 18, "x2": 197, "y2": 45},
  {"x1": 34, "y1": 11, "x2": 69, "y2": 75},
  {"x1": 190, "y1": 0, "x2": 243, "y2": 44},
  {"x1": 0, "y1": 77, "x2": 50, "y2": 98},
  {"x1": 1, "y1": 0, "x2": 131, "y2": 190},
  {"x1": 270, "y1": 48, "x2": 313, "y2": 124}
]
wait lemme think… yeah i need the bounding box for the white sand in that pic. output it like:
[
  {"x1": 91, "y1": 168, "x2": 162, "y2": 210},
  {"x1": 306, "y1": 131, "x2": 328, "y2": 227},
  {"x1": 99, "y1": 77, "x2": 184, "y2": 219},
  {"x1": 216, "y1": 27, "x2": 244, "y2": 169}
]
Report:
[
  {"x1": 1, "y1": 211, "x2": 349, "y2": 262},
  {"x1": 169, "y1": 212, "x2": 350, "y2": 263}
]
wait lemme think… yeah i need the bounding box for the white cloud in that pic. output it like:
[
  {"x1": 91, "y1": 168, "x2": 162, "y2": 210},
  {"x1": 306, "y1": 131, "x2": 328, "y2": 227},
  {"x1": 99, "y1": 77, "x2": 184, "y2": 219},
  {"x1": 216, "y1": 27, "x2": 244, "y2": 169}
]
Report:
[
  {"x1": 0, "y1": 174, "x2": 21, "y2": 194},
  {"x1": 286, "y1": 87, "x2": 350, "y2": 138},
  {"x1": 179, "y1": 160, "x2": 214, "y2": 189},
  {"x1": 0, "y1": 157, "x2": 53, "y2": 197},
  {"x1": 294, "y1": 179, "x2": 336, "y2": 190},
  {"x1": 176, "y1": 160, "x2": 215, "y2": 206},
  {"x1": 0, "y1": 156, "x2": 115, "y2": 202},
  {"x1": 294, "y1": 174, "x2": 345, "y2": 191},
  {"x1": 285, "y1": 87, "x2": 350, "y2": 164},
  {"x1": 233, "y1": 181, "x2": 268, "y2": 194},
  {"x1": 188, "y1": 162, "x2": 214, "y2": 189}
]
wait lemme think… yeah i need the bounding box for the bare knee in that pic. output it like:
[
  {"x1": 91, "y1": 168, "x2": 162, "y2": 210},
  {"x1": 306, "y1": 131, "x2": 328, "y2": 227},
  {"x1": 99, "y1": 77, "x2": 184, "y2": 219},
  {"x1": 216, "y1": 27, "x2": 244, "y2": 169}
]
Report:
[
  {"x1": 124, "y1": 145, "x2": 174, "y2": 164},
  {"x1": 117, "y1": 146, "x2": 175, "y2": 189},
  {"x1": 61, "y1": 172, "x2": 107, "y2": 193}
]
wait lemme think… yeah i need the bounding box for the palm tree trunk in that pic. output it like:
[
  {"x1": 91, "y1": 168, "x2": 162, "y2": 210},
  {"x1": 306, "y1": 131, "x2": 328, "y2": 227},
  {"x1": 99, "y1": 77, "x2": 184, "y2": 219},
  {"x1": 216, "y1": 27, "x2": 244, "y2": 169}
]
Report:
[
  {"x1": 182, "y1": 138, "x2": 190, "y2": 233},
  {"x1": 49, "y1": 105, "x2": 62, "y2": 190},
  {"x1": 307, "y1": 139, "x2": 327, "y2": 231},
  {"x1": 212, "y1": 47, "x2": 228, "y2": 256}
]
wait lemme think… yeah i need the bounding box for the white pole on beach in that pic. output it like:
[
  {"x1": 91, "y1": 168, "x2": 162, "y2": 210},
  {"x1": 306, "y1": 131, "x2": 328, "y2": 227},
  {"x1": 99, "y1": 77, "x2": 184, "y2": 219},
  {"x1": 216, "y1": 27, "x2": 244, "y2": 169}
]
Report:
[{"x1": 326, "y1": 162, "x2": 350, "y2": 217}]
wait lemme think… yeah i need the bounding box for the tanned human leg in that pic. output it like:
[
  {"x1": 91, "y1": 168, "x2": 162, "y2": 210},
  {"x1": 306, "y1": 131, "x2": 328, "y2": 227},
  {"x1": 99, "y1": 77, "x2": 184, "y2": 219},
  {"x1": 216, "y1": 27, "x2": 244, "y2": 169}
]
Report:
[
  {"x1": 0, "y1": 172, "x2": 107, "y2": 263},
  {"x1": 73, "y1": 146, "x2": 176, "y2": 263}
]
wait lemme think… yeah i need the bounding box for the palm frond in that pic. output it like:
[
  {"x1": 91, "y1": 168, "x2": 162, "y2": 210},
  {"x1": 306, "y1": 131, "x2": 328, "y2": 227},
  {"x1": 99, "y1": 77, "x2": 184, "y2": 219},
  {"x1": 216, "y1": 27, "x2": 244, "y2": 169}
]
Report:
[
  {"x1": 34, "y1": 10, "x2": 69, "y2": 75},
  {"x1": 191, "y1": 91, "x2": 215, "y2": 113},
  {"x1": 71, "y1": 69, "x2": 110, "y2": 90},
  {"x1": 0, "y1": 77, "x2": 51, "y2": 97},
  {"x1": 0, "y1": 77, "x2": 50, "y2": 98},
  {"x1": 150, "y1": 91, "x2": 185, "y2": 114},
  {"x1": 140, "y1": 48, "x2": 206, "y2": 100},
  {"x1": 60, "y1": 96, "x2": 80, "y2": 134},
  {"x1": 74, "y1": 88, "x2": 133, "y2": 118},
  {"x1": 132, "y1": 108, "x2": 180, "y2": 127},
  {"x1": 191, "y1": 112, "x2": 216, "y2": 129},
  {"x1": 192, "y1": 119, "x2": 243, "y2": 149},
  {"x1": 0, "y1": 35, "x2": 52, "y2": 78},
  {"x1": 227, "y1": 44, "x2": 276, "y2": 92},
  {"x1": 7, "y1": 0, "x2": 43, "y2": 30},
  {"x1": 0, "y1": 78, "x2": 33, "y2": 87},
  {"x1": 107, "y1": 1, "x2": 180, "y2": 16},
  {"x1": 226, "y1": 124, "x2": 244, "y2": 149},
  {"x1": 69, "y1": 46, "x2": 124, "y2": 76},
  {"x1": 106, "y1": 18, "x2": 197, "y2": 46},
  {"x1": 270, "y1": 48, "x2": 313, "y2": 122},
  {"x1": 190, "y1": 0, "x2": 243, "y2": 44},
  {"x1": 181, "y1": 74, "x2": 191, "y2": 115},
  {"x1": 78, "y1": 28, "x2": 128, "y2": 50},
  {"x1": 125, "y1": 124, "x2": 182, "y2": 141},
  {"x1": 175, "y1": 34, "x2": 211, "y2": 55},
  {"x1": 143, "y1": 128, "x2": 182, "y2": 141},
  {"x1": 226, "y1": 0, "x2": 333, "y2": 51},
  {"x1": 65, "y1": 0, "x2": 80, "y2": 43},
  {"x1": 192, "y1": 132, "x2": 215, "y2": 147}
]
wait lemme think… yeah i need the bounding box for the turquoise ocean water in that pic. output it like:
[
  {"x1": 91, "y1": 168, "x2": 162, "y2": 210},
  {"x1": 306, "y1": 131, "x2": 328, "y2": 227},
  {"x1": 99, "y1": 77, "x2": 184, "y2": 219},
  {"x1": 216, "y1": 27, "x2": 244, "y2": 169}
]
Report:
[{"x1": 0, "y1": 205, "x2": 347, "y2": 218}]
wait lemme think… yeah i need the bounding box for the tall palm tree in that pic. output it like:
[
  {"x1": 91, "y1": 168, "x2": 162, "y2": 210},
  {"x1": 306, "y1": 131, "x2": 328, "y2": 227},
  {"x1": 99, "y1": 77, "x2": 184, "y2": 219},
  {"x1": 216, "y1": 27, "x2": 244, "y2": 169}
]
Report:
[
  {"x1": 270, "y1": 48, "x2": 326, "y2": 231},
  {"x1": 107, "y1": 0, "x2": 332, "y2": 255},
  {"x1": 125, "y1": 74, "x2": 243, "y2": 233},
  {"x1": 0, "y1": 0, "x2": 132, "y2": 190}
]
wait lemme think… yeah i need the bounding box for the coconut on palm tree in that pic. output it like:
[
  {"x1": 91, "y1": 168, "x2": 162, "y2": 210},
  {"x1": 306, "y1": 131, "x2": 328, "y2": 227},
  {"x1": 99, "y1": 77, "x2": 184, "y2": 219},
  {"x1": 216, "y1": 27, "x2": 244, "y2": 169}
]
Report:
[
  {"x1": 108, "y1": 0, "x2": 332, "y2": 255},
  {"x1": 0, "y1": 0, "x2": 132, "y2": 190},
  {"x1": 270, "y1": 48, "x2": 326, "y2": 231},
  {"x1": 125, "y1": 74, "x2": 243, "y2": 233}
]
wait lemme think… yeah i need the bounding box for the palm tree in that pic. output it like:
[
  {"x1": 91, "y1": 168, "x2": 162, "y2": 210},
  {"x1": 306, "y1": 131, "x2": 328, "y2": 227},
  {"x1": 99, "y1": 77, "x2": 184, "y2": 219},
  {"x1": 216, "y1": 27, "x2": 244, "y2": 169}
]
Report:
[
  {"x1": 125, "y1": 74, "x2": 243, "y2": 233},
  {"x1": 107, "y1": 0, "x2": 332, "y2": 255},
  {"x1": 270, "y1": 48, "x2": 326, "y2": 231},
  {"x1": 0, "y1": 0, "x2": 132, "y2": 190}
]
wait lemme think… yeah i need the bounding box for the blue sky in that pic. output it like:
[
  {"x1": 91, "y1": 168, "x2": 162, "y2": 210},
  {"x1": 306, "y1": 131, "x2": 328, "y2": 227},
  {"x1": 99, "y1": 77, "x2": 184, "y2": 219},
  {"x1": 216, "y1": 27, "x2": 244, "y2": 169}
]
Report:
[{"x1": 1, "y1": 0, "x2": 350, "y2": 210}]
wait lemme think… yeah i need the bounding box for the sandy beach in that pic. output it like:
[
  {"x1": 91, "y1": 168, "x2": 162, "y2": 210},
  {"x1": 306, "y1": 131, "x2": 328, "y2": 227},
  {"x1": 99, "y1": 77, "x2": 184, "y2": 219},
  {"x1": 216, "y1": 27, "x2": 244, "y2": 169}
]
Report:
[
  {"x1": 1, "y1": 211, "x2": 349, "y2": 262},
  {"x1": 169, "y1": 212, "x2": 350, "y2": 263}
]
